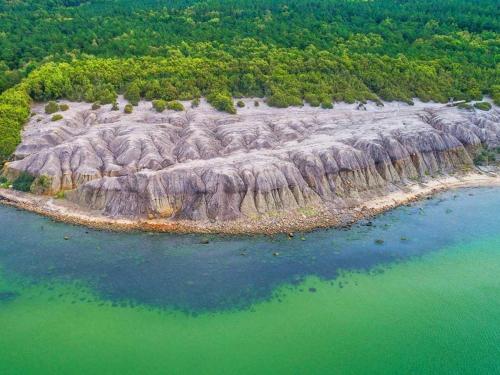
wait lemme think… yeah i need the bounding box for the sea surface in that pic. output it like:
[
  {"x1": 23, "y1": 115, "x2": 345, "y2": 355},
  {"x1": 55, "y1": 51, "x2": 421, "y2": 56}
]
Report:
[{"x1": 0, "y1": 187, "x2": 500, "y2": 374}]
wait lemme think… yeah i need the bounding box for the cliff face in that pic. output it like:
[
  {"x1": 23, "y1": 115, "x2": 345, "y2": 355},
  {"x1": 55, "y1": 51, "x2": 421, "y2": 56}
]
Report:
[{"x1": 4, "y1": 99, "x2": 500, "y2": 221}]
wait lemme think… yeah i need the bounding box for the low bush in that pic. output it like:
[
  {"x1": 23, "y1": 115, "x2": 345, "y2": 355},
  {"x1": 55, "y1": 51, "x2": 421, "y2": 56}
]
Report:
[
  {"x1": 111, "y1": 101, "x2": 119, "y2": 111},
  {"x1": 124, "y1": 82, "x2": 141, "y2": 106},
  {"x1": 12, "y1": 172, "x2": 35, "y2": 192},
  {"x1": 30, "y1": 175, "x2": 51, "y2": 194},
  {"x1": 91, "y1": 102, "x2": 101, "y2": 110},
  {"x1": 474, "y1": 102, "x2": 492, "y2": 111},
  {"x1": 51, "y1": 114, "x2": 63, "y2": 121},
  {"x1": 207, "y1": 92, "x2": 236, "y2": 114},
  {"x1": 152, "y1": 99, "x2": 167, "y2": 112},
  {"x1": 44, "y1": 101, "x2": 59, "y2": 114},
  {"x1": 267, "y1": 91, "x2": 303, "y2": 108},
  {"x1": 166, "y1": 100, "x2": 184, "y2": 111},
  {"x1": 474, "y1": 146, "x2": 497, "y2": 165},
  {"x1": 236, "y1": 100, "x2": 245, "y2": 108},
  {"x1": 59, "y1": 103, "x2": 69, "y2": 111},
  {"x1": 124, "y1": 104, "x2": 133, "y2": 114},
  {"x1": 304, "y1": 93, "x2": 321, "y2": 107},
  {"x1": 0, "y1": 177, "x2": 9, "y2": 188},
  {"x1": 0, "y1": 175, "x2": 8, "y2": 184}
]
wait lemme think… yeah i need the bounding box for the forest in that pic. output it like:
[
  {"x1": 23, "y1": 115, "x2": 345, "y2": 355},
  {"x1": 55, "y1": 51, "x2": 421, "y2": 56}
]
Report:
[{"x1": 0, "y1": 0, "x2": 499, "y2": 164}]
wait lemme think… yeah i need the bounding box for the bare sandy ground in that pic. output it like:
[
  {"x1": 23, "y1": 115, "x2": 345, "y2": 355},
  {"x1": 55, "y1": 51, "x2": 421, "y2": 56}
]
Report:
[{"x1": 1, "y1": 171, "x2": 498, "y2": 235}]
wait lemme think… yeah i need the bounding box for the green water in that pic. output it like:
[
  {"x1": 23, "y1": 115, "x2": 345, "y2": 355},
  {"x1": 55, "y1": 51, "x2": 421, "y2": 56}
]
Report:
[{"x1": 1, "y1": 188, "x2": 500, "y2": 374}]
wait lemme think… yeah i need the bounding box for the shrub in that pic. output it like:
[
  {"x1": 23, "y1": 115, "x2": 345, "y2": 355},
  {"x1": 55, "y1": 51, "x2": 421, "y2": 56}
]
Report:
[
  {"x1": 0, "y1": 175, "x2": 7, "y2": 184},
  {"x1": 124, "y1": 81, "x2": 141, "y2": 106},
  {"x1": 207, "y1": 92, "x2": 236, "y2": 114},
  {"x1": 12, "y1": 172, "x2": 35, "y2": 192},
  {"x1": 254, "y1": 100, "x2": 259, "y2": 107},
  {"x1": 152, "y1": 99, "x2": 167, "y2": 112},
  {"x1": 236, "y1": 100, "x2": 245, "y2": 108},
  {"x1": 44, "y1": 101, "x2": 59, "y2": 114},
  {"x1": 0, "y1": 176, "x2": 9, "y2": 188},
  {"x1": 321, "y1": 101, "x2": 333, "y2": 109},
  {"x1": 91, "y1": 102, "x2": 101, "y2": 110},
  {"x1": 267, "y1": 91, "x2": 302, "y2": 108},
  {"x1": 30, "y1": 175, "x2": 51, "y2": 194},
  {"x1": 124, "y1": 104, "x2": 133, "y2": 114},
  {"x1": 304, "y1": 93, "x2": 321, "y2": 107},
  {"x1": 59, "y1": 103, "x2": 69, "y2": 111},
  {"x1": 191, "y1": 97, "x2": 200, "y2": 108},
  {"x1": 492, "y1": 85, "x2": 500, "y2": 106},
  {"x1": 166, "y1": 100, "x2": 184, "y2": 111},
  {"x1": 474, "y1": 146, "x2": 497, "y2": 166},
  {"x1": 93, "y1": 83, "x2": 117, "y2": 104},
  {"x1": 457, "y1": 102, "x2": 473, "y2": 110},
  {"x1": 111, "y1": 101, "x2": 119, "y2": 111},
  {"x1": 473, "y1": 102, "x2": 492, "y2": 111},
  {"x1": 51, "y1": 114, "x2": 63, "y2": 121}
]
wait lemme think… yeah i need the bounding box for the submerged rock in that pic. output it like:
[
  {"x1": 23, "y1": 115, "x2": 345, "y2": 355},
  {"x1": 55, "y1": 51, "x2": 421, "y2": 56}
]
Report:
[
  {"x1": 4, "y1": 100, "x2": 499, "y2": 222},
  {"x1": 0, "y1": 291, "x2": 19, "y2": 302}
]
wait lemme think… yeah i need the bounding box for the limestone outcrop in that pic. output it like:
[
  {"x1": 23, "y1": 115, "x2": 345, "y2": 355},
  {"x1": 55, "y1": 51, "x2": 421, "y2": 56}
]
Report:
[{"x1": 4, "y1": 99, "x2": 499, "y2": 221}]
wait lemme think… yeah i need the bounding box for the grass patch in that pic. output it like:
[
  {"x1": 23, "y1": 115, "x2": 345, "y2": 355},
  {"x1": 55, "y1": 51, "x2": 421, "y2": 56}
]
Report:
[
  {"x1": 54, "y1": 190, "x2": 65, "y2": 199},
  {"x1": 298, "y1": 206, "x2": 319, "y2": 217}
]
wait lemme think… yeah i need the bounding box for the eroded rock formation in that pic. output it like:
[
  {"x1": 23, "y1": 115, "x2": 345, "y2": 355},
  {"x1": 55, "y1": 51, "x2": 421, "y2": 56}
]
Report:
[{"x1": 4, "y1": 99, "x2": 500, "y2": 220}]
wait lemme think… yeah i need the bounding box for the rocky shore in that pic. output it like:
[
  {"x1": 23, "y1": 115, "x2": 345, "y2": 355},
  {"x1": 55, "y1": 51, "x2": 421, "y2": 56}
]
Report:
[{"x1": 1, "y1": 173, "x2": 499, "y2": 234}]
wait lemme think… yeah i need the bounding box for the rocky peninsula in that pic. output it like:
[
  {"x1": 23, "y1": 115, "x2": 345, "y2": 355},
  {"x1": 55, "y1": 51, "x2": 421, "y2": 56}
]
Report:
[{"x1": 1, "y1": 98, "x2": 499, "y2": 233}]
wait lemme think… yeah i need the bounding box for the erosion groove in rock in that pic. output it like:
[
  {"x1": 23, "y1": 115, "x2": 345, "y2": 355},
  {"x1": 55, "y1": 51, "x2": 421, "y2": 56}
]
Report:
[{"x1": 4, "y1": 98, "x2": 500, "y2": 221}]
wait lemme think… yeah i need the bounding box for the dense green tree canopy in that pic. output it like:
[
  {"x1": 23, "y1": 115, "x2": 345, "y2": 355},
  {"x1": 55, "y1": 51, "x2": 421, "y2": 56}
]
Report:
[{"x1": 0, "y1": 0, "x2": 498, "y2": 164}]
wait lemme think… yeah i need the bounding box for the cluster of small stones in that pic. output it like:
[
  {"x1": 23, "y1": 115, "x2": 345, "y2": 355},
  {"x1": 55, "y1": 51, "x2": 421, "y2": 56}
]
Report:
[{"x1": 4, "y1": 99, "x2": 500, "y2": 221}]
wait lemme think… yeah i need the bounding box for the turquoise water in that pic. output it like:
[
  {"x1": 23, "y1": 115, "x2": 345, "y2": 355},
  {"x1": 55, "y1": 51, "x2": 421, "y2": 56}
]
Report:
[{"x1": 0, "y1": 187, "x2": 499, "y2": 374}]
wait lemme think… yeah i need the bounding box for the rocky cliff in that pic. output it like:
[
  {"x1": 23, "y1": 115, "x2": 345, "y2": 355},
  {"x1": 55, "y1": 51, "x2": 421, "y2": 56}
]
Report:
[{"x1": 4, "y1": 99, "x2": 499, "y2": 221}]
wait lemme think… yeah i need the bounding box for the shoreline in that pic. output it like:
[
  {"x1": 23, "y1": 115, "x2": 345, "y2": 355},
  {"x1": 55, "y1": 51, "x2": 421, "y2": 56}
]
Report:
[{"x1": 1, "y1": 172, "x2": 499, "y2": 235}]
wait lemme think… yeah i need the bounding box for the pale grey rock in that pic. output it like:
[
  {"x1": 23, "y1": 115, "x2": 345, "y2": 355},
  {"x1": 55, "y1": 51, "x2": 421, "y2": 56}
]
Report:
[{"x1": 4, "y1": 98, "x2": 499, "y2": 221}]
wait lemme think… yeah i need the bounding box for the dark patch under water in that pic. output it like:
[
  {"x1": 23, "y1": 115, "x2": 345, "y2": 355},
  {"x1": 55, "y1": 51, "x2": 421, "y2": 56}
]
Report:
[
  {"x1": 0, "y1": 187, "x2": 499, "y2": 313},
  {"x1": 0, "y1": 291, "x2": 19, "y2": 302}
]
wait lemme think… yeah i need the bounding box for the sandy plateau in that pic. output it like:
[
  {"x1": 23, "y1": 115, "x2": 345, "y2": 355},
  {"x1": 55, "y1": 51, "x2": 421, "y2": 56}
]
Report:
[{"x1": 1, "y1": 98, "x2": 499, "y2": 234}]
